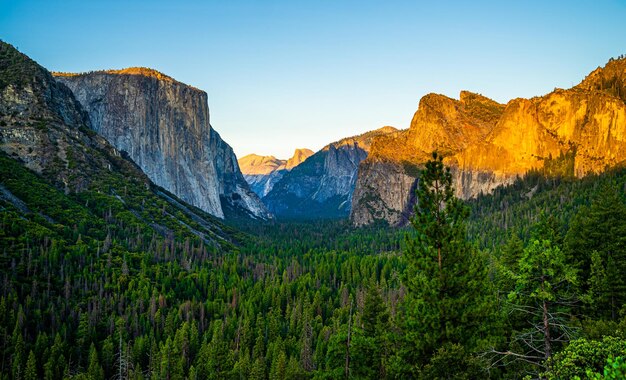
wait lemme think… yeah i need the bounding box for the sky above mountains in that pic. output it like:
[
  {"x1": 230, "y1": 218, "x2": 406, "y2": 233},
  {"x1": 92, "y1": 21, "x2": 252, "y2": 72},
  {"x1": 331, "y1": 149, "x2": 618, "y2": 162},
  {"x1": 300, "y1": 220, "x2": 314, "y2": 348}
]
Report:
[{"x1": 1, "y1": 0, "x2": 625, "y2": 159}]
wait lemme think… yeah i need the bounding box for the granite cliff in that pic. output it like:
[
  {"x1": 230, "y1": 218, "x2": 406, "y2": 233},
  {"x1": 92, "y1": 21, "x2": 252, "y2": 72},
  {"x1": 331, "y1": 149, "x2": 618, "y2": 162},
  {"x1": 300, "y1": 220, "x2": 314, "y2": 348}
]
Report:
[
  {"x1": 238, "y1": 148, "x2": 313, "y2": 197},
  {"x1": 55, "y1": 68, "x2": 269, "y2": 220},
  {"x1": 263, "y1": 127, "x2": 396, "y2": 219},
  {"x1": 351, "y1": 58, "x2": 626, "y2": 226},
  {"x1": 0, "y1": 41, "x2": 236, "y2": 245}
]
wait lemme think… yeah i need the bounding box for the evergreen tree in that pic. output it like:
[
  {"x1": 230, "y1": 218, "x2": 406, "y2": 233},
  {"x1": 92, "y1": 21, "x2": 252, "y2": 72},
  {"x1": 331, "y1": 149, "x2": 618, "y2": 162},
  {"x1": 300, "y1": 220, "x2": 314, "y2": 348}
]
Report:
[
  {"x1": 353, "y1": 284, "x2": 390, "y2": 378},
  {"x1": 502, "y1": 236, "x2": 578, "y2": 373},
  {"x1": 11, "y1": 324, "x2": 24, "y2": 380},
  {"x1": 87, "y1": 343, "x2": 105, "y2": 380},
  {"x1": 250, "y1": 357, "x2": 266, "y2": 380},
  {"x1": 565, "y1": 183, "x2": 626, "y2": 320},
  {"x1": 24, "y1": 351, "x2": 37, "y2": 380},
  {"x1": 402, "y1": 152, "x2": 493, "y2": 374},
  {"x1": 270, "y1": 350, "x2": 287, "y2": 380}
]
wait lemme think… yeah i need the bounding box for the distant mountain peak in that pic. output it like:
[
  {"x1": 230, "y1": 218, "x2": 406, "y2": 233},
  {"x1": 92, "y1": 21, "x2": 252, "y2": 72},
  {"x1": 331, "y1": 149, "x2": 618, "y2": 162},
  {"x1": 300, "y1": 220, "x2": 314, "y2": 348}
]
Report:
[
  {"x1": 376, "y1": 126, "x2": 398, "y2": 134},
  {"x1": 239, "y1": 154, "x2": 285, "y2": 175},
  {"x1": 286, "y1": 148, "x2": 314, "y2": 170}
]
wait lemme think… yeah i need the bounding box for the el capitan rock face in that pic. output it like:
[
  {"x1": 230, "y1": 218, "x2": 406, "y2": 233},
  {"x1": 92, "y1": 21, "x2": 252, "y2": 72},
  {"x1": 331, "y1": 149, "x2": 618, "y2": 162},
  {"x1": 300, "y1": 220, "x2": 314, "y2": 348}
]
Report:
[
  {"x1": 351, "y1": 58, "x2": 626, "y2": 226},
  {"x1": 263, "y1": 127, "x2": 397, "y2": 219},
  {"x1": 238, "y1": 148, "x2": 313, "y2": 197},
  {"x1": 55, "y1": 68, "x2": 269, "y2": 219}
]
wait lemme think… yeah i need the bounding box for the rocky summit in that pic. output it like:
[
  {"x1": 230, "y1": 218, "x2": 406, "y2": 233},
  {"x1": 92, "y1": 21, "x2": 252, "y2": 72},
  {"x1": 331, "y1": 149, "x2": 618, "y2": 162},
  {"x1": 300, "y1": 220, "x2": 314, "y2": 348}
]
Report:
[
  {"x1": 262, "y1": 127, "x2": 397, "y2": 219},
  {"x1": 55, "y1": 68, "x2": 269, "y2": 220},
  {"x1": 238, "y1": 148, "x2": 313, "y2": 197},
  {"x1": 351, "y1": 59, "x2": 626, "y2": 226}
]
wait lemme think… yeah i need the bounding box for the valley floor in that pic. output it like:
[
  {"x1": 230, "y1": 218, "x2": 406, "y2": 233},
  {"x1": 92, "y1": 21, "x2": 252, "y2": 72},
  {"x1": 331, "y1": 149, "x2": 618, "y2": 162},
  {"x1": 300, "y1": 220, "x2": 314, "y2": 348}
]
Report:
[{"x1": 1, "y1": 156, "x2": 626, "y2": 379}]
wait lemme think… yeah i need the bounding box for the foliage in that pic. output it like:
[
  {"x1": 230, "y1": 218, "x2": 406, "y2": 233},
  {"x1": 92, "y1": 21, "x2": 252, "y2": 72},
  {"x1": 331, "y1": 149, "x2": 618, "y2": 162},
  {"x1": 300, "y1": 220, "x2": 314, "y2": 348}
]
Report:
[
  {"x1": 545, "y1": 337, "x2": 626, "y2": 379},
  {"x1": 2, "y1": 147, "x2": 626, "y2": 379},
  {"x1": 402, "y1": 152, "x2": 494, "y2": 375}
]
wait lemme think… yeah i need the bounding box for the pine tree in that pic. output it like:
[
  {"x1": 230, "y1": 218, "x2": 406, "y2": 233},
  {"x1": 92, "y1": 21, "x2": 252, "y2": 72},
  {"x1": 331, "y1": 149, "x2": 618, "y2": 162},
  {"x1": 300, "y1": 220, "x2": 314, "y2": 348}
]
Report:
[
  {"x1": 355, "y1": 284, "x2": 390, "y2": 378},
  {"x1": 250, "y1": 357, "x2": 266, "y2": 380},
  {"x1": 11, "y1": 323, "x2": 24, "y2": 380},
  {"x1": 206, "y1": 320, "x2": 234, "y2": 379},
  {"x1": 403, "y1": 152, "x2": 493, "y2": 372},
  {"x1": 24, "y1": 350, "x2": 37, "y2": 380},
  {"x1": 87, "y1": 343, "x2": 105, "y2": 380},
  {"x1": 502, "y1": 237, "x2": 578, "y2": 372},
  {"x1": 565, "y1": 183, "x2": 626, "y2": 320},
  {"x1": 269, "y1": 350, "x2": 287, "y2": 380}
]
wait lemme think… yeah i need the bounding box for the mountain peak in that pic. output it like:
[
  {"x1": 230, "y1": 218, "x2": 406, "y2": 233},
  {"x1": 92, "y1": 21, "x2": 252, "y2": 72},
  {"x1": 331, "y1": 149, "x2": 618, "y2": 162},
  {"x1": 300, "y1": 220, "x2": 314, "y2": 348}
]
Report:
[
  {"x1": 286, "y1": 148, "x2": 314, "y2": 169},
  {"x1": 407, "y1": 91, "x2": 504, "y2": 155},
  {"x1": 238, "y1": 154, "x2": 286, "y2": 175},
  {"x1": 375, "y1": 126, "x2": 398, "y2": 134}
]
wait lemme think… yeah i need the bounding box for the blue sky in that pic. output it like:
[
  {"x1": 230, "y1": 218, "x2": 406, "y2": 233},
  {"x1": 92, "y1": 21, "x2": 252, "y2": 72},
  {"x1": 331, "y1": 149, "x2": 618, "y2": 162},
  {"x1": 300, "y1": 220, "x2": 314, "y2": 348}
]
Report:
[{"x1": 1, "y1": 1, "x2": 625, "y2": 158}]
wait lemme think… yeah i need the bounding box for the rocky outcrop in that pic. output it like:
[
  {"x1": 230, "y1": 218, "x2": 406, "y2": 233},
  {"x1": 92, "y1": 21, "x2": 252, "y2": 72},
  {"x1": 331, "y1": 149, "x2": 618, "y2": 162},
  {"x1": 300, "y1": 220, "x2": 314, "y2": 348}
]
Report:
[
  {"x1": 263, "y1": 127, "x2": 396, "y2": 219},
  {"x1": 238, "y1": 148, "x2": 313, "y2": 197},
  {"x1": 55, "y1": 68, "x2": 269, "y2": 219},
  {"x1": 0, "y1": 41, "x2": 118, "y2": 192},
  {"x1": 351, "y1": 58, "x2": 626, "y2": 226}
]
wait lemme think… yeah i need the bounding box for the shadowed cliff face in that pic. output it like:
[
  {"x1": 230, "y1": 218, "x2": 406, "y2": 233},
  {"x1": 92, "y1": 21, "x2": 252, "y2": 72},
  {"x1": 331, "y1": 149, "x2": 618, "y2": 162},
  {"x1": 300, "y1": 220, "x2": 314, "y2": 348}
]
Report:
[
  {"x1": 55, "y1": 69, "x2": 269, "y2": 220},
  {"x1": 351, "y1": 58, "x2": 626, "y2": 226},
  {"x1": 262, "y1": 127, "x2": 397, "y2": 219}
]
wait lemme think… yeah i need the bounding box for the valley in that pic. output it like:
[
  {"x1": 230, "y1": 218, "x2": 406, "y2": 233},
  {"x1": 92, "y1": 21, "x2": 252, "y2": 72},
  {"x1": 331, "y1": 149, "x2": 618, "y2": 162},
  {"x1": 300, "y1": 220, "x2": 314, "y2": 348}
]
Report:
[{"x1": 1, "y1": 36, "x2": 626, "y2": 380}]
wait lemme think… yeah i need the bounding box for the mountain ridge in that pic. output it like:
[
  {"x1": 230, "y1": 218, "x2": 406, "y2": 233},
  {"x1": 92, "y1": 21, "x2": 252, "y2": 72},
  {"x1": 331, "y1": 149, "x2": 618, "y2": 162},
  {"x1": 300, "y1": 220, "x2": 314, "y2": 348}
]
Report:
[{"x1": 351, "y1": 57, "x2": 626, "y2": 226}]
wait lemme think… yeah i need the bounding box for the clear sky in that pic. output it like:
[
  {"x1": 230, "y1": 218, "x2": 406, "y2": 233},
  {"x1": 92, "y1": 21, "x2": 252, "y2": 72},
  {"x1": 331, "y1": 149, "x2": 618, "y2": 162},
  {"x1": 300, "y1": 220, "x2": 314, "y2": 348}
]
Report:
[{"x1": 1, "y1": 1, "x2": 625, "y2": 159}]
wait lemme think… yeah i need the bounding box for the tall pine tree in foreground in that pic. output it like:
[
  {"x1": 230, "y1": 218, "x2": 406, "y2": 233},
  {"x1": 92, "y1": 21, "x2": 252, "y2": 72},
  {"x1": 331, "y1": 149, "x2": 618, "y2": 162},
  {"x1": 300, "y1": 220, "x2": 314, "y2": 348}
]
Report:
[{"x1": 400, "y1": 152, "x2": 493, "y2": 378}]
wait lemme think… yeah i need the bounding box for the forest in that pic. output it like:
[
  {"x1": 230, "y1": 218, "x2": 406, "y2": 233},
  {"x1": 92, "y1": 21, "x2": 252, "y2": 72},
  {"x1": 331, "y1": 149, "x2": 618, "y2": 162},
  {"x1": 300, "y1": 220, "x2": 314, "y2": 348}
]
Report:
[{"x1": 1, "y1": 151, "x2": 626, "y2": 379}]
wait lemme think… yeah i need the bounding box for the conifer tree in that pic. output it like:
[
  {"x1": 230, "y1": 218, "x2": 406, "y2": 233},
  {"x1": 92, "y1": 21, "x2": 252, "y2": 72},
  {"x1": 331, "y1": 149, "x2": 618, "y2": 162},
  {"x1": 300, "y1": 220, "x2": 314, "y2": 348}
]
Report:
[
  {"x1": 565, "y1": 183, "x2": 626, "y2": 320},
  {"x1": 508, "y1": 239, "x2": 578, "y2": 364},
  {"x1": 87, "y1": 343, "x2": 105, "y2": 380},
  {"x1": 403, "y1": 152, "x2": 493, "y2": 373},
  {"x1": 24, "y1": 350, "x2": 37, "y2": 380},
  {"x1": 11, "y1": 324, "x2": 24, "y2": 380}
]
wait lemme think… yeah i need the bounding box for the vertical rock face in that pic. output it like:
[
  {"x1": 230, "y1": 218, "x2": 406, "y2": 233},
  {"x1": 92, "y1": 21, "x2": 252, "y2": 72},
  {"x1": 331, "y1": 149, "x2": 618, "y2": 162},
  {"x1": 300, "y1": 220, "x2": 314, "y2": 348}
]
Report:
[
  {"x1": 55, "y1": 69, "x2": 269, "y2": 219},
  {"x1": 351, "y1": 57, "x2": 626, "y2": 226},
  {"x1": 238, "y1": 148, "x2": 313, "y2": 197},
  {"x1": 263, "y1": 127, "x2": 397, "y2": 219}
]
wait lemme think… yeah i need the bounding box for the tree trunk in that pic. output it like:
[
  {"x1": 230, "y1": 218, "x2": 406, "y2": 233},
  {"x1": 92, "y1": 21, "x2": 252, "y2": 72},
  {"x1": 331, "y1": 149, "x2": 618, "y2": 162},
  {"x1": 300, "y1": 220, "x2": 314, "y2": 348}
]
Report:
[
  {"x1": 345, "y1": 300, "x2": 353, "y2": 379},
  {"x1": 541, "y1": 277, "x2": 551, "y2": 361}
]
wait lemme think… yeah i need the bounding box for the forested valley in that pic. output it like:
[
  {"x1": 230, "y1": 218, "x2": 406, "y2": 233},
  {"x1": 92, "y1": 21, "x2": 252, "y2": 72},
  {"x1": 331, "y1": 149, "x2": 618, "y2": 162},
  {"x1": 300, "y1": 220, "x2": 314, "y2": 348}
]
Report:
[{"x1": 1, "y1": 150, "x2": 626, "y2": 379}]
